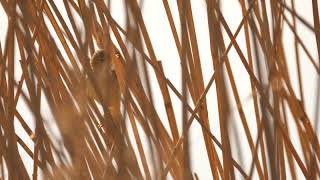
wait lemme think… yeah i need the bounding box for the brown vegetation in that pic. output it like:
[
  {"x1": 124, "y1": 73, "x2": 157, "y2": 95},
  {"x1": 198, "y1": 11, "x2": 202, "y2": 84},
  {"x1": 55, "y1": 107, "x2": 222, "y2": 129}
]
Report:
[{"x1": 0, "y1": 0, "x2": 319, "y2": 179}]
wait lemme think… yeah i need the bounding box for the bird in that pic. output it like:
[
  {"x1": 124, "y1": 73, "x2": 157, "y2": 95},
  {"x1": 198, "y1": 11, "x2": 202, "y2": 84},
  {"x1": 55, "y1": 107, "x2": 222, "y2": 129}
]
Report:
[{"x1": 86, "y1": 48, "x2": 121, "y2": 122}]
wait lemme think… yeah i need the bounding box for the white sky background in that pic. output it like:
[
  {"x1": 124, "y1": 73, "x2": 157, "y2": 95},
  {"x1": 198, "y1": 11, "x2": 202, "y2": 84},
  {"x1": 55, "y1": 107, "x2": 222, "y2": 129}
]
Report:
[{"x1": 0, "y1": 0, "x2": 319, "y2": 179}]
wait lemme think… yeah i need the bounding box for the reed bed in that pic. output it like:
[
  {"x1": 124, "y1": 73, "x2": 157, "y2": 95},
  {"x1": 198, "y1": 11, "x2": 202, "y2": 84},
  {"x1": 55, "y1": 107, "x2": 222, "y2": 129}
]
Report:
[{"x1": 0, "y1": 0, "x2": 319, "y2": 179}]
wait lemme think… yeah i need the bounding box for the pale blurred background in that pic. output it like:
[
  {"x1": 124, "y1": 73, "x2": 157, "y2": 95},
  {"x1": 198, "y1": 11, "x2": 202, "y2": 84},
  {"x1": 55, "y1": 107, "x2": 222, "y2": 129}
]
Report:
[{"x1": 0, "y1": 0, "x2": 319, "y2": 179}]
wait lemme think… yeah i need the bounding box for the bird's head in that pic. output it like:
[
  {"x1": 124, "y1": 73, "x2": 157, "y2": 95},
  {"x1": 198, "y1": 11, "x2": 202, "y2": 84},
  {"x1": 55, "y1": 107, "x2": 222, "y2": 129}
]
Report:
[{"x1": 90, "y1": 49, "x2": 112, "y2": 76}]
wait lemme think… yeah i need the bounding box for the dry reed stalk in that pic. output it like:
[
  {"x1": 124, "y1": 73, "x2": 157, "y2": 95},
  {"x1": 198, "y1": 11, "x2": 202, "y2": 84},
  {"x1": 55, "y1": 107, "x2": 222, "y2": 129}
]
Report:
[{"x1": 0, "y1": 0, "x2": 319, "y2": 179}]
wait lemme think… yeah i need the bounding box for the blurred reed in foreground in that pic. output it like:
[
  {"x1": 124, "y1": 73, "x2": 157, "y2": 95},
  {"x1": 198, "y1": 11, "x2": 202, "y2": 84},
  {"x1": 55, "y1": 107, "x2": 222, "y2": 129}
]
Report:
[{"x1": 0, "y1": 0, "x2": 319, "y2": 179}]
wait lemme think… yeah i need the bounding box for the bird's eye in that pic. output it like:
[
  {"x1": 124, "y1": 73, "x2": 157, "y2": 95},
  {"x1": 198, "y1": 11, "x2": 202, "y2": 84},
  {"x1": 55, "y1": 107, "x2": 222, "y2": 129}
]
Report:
[
  {"x1": 93, "y1": 50, "x2": 112, "y2": 63},
  {"x1": 97, "y1": 52, "x2": 106, "y2": 62}
]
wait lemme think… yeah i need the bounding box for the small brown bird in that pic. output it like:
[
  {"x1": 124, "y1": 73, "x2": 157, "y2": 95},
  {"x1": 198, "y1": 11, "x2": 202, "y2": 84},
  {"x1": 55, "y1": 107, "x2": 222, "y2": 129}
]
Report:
[{"x1": 87, "y1": 49, "x2": 121, "y2": 122}]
